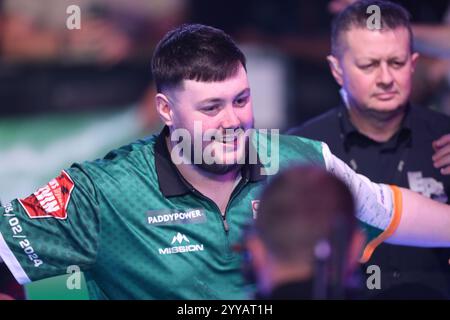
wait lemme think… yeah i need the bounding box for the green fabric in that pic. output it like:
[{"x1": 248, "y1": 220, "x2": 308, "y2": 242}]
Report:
[{"x1": 24, "y1": 274, "x2": 89, "y2": 300}]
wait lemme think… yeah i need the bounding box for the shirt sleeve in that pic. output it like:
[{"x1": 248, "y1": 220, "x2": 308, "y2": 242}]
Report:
[
  {"x1": 0, "y1": 166, "x2": 100, "y2": 284},
  {"x1": 321, "y1": 142, "x2": 403, "y2": 263}
]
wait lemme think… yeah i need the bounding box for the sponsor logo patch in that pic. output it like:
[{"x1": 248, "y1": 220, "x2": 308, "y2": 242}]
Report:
[
  {"x1": 251, "y1": 200, "x2": 260, "y2": 219},
  {"x1": 147, "y1": 209, "x2": 206, "y2": 226},
  {"x1": 158, "y1": 232, "x2": 205, "y2": 255},
  {"x1": 408, "y1": 171, "x2": 448, "y2": 203},
  {"x1": 18, "y1": 170, "x2": 75, "y2": 220},
  {"x1": 171, "y1": 233, "x2": 190, "y2": 245}
]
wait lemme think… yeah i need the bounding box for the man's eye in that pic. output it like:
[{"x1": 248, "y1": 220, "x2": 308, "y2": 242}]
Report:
[
  {"x1": 391, "y1": 61, "x2": 405, "y2": 68},
  {"x1": 234, "y1": 96, "x2": 249, "y2": 107},
  {"x1": 359, "y1": 64, "x2": 374, "y2": 70},
  {"x1": 202, "y1": 105, "x2": 220, "y2": 113}
]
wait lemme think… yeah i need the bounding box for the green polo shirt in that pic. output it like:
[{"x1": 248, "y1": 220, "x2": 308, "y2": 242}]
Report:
[{"x1": 0, "y1": 127, "x2": 398, "y2": 299}]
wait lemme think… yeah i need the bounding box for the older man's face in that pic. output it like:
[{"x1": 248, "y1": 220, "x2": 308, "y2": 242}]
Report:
[{"x1": 334, "y1": 27, "x2": 419, "y2": 114}]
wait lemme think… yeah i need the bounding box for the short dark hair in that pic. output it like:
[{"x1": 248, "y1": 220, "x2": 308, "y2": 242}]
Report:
[
  {"x1": 151, "y1": 24, "x2": 247, "y2": 93},
  {"x1": 255, "y1": 165, "x2": 356, "y2": 263},
  {"x1": 331, "y1": 0, "x2": 413, "y2": 57}
]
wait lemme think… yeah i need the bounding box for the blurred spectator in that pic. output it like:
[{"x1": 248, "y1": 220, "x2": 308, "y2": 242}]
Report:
[
  {"x1": 244, "y1": 166, "x2": 365, "y2": 299},
  {"x1": 0, "y1": 1, "x2": 189, "y2": 117}
]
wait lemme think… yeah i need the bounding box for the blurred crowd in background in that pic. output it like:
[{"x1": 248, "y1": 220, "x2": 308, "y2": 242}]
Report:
[{"x1": 1, "y1": 1, "x2": 449, "y2": 112}]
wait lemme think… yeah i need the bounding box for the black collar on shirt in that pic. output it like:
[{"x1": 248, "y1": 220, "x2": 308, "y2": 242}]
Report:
[
  {"x1": 337, "y1": 104, "x2": 413, "y2": 152},
  {"x1": 154, "y1": 126, "x2": 266, "y2": 197}
]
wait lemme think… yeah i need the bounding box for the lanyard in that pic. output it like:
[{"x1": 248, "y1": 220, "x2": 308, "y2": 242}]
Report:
[
  {"x1": 344, "y1": 146, "x2": 410, "y2": 185},
  {"x1": 337, "y1": 112, "x2": 411, "y2": 184}
]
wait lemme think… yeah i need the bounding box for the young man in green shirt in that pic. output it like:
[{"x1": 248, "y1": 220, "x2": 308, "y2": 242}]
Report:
[{"x1": 1, "y1": 24, "x2": 450, "y2": 299}]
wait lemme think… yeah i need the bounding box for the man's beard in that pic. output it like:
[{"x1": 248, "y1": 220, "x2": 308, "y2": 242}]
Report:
[
  {"x1": 196, "y1": 161, "x2": 243, "y2": 175},
  {"x1": 191, "y1": 132, "x2": 248, "y2": 175}
]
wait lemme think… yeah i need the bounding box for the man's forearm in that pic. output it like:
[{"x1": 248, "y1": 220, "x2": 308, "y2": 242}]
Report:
[{"x1": 387, "y1": 187, "x2": 450, "y2": 246}]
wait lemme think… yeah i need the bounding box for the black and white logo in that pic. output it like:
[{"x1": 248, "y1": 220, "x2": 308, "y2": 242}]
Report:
[{"x1": 408, "y1": 171, "x2": 448, "y2": 203}]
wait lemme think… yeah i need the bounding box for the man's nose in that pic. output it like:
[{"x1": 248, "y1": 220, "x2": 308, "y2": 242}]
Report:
[
  {"x1": 221, "y1": 105, "x2": 240, "y2": 129},
  {"x1": 377, "y1": 63, "x2": 394, "y2": 88}
]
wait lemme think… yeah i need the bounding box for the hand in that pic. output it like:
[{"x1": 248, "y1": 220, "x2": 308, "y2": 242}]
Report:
[{"x1": 432, "y1": 134, "x2": 450, "y2": 175}]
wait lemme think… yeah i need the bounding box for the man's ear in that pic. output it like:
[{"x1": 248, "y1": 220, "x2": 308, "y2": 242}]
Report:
[
  {"x1": 155, "y1": 93, "x2": 174, "y2": 126},
  {"x1": 327, "y1": 55, "x2": 344, "y2": 86},
  {"x1": 410, "y1": 52, "x2": 420, "y2": 74}
]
